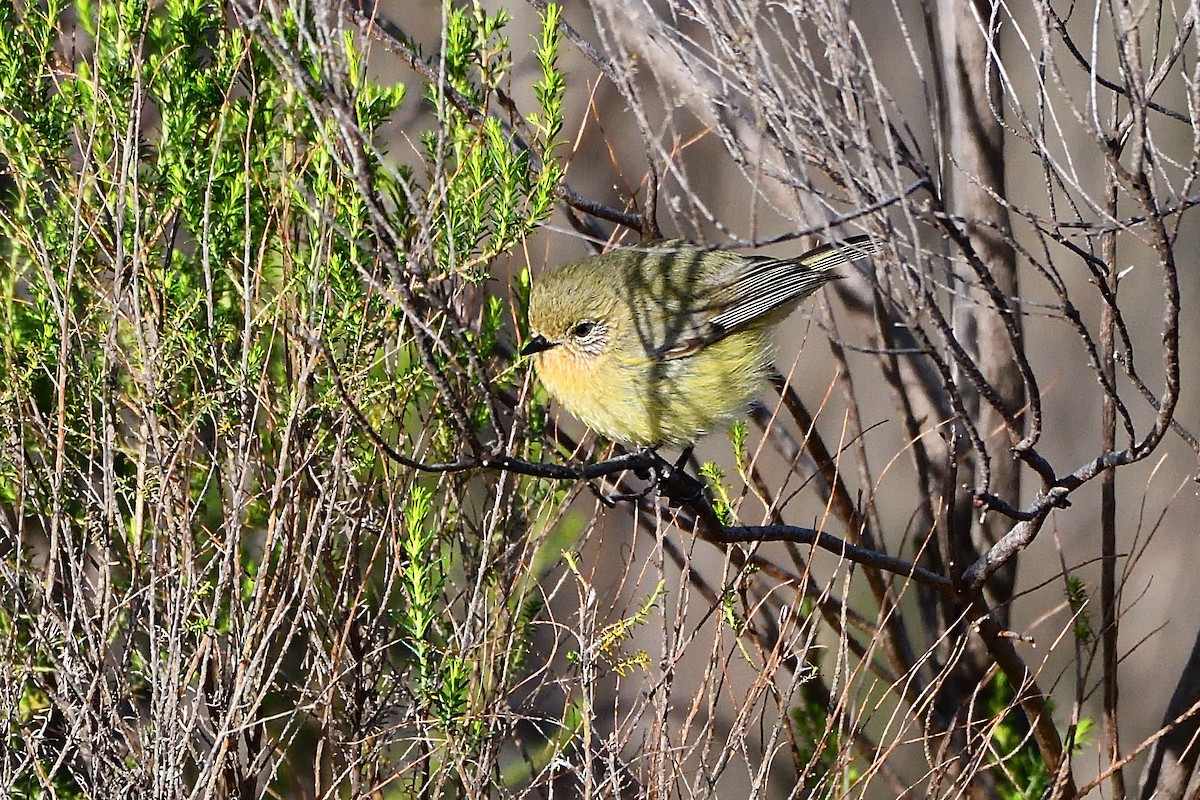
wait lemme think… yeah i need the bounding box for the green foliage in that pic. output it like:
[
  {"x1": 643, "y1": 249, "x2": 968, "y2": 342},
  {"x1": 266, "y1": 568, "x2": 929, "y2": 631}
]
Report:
[
  {"x1": 564, "y1": 558, "x2": 664, "y2": 678},
  {"x1": 529, "y1": 3, "x2": 565, "y2": 143},
  {"x1": 728, "y1": 420, "x2": 749, "y2": 470},
  {"x1": 701, "y1": 461, "x2": 735, "y2": 525},
  {"x1": 0, "y1": 0, "x2": 568, "y2": 794},
  {"x1": 1065, "y1": 575, "x2": 1094, "y2": 644},
  {"x1": 983, "y1": 671, "x2": 1093, "y2": 799},
  {"x1": 791, "y1": 690, "x2": 854, "y2": 786},
  {"x1": 424, "y1": 2, "x2": 564, "y2": 279},
  {"x1": 593, "y1": 582, "x2": 663, "y2": 677},
  {"x1": 398, "y1": 484, "x2": 482, "y2": 742}
]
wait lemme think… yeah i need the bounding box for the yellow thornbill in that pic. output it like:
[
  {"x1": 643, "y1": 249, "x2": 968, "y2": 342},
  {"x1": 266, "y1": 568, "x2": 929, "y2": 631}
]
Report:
[{"x1": 521, "y1": 236, "x2": 880, "y2": 447}]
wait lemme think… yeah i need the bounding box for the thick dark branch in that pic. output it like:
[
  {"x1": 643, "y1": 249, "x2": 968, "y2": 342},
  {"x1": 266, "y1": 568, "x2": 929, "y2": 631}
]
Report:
[
  {"x1": 961, "y1": 513, "x2": 1050, "y2": 591},
  {"x1": 493, "y1": 447, "x2": 954, "y2": 592},
  {"x1": 715, "y1": 525, "x2": 953, "y2": 591},
  {"x1": 1138, "y1": 626, "x2": 1200, "y2": 800}
]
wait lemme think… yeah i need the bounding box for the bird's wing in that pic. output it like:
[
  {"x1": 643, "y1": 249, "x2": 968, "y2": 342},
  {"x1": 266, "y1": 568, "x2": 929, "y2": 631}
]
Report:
[
  {"x1": 655, "y1": 236, "x2": 881, "y2": 361},
  {"x1": 706, "y1": 235, "x2": 880, "y2": 332}
]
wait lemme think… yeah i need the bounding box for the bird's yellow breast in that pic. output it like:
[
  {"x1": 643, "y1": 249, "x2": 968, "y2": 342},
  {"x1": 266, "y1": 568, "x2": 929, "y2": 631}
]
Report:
[{"x1": 533, "y1": 327, "x2": 773, "y2": 447}]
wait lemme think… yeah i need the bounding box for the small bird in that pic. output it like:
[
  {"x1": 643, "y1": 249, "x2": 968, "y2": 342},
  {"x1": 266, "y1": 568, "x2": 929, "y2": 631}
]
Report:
[{"x1": 521, "y1": 236, "x2": 879, "y2": 447}]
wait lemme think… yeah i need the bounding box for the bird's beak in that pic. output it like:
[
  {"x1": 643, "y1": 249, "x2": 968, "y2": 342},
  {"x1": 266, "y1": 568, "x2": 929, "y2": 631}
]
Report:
[{"x1": 520, "y1": 334, "x2": 557, "y2": 357}]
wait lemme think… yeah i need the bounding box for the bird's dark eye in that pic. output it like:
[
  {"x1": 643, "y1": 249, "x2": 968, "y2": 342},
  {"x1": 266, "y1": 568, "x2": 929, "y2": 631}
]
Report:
[{"x1": 571, "y1": 321, "x2": 596, "y2": 339}]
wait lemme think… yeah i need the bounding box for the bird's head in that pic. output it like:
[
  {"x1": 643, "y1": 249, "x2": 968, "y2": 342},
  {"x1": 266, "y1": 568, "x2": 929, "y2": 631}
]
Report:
[{"x1": 521, "y1": 266, "x2": 621, "y2": 364}]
